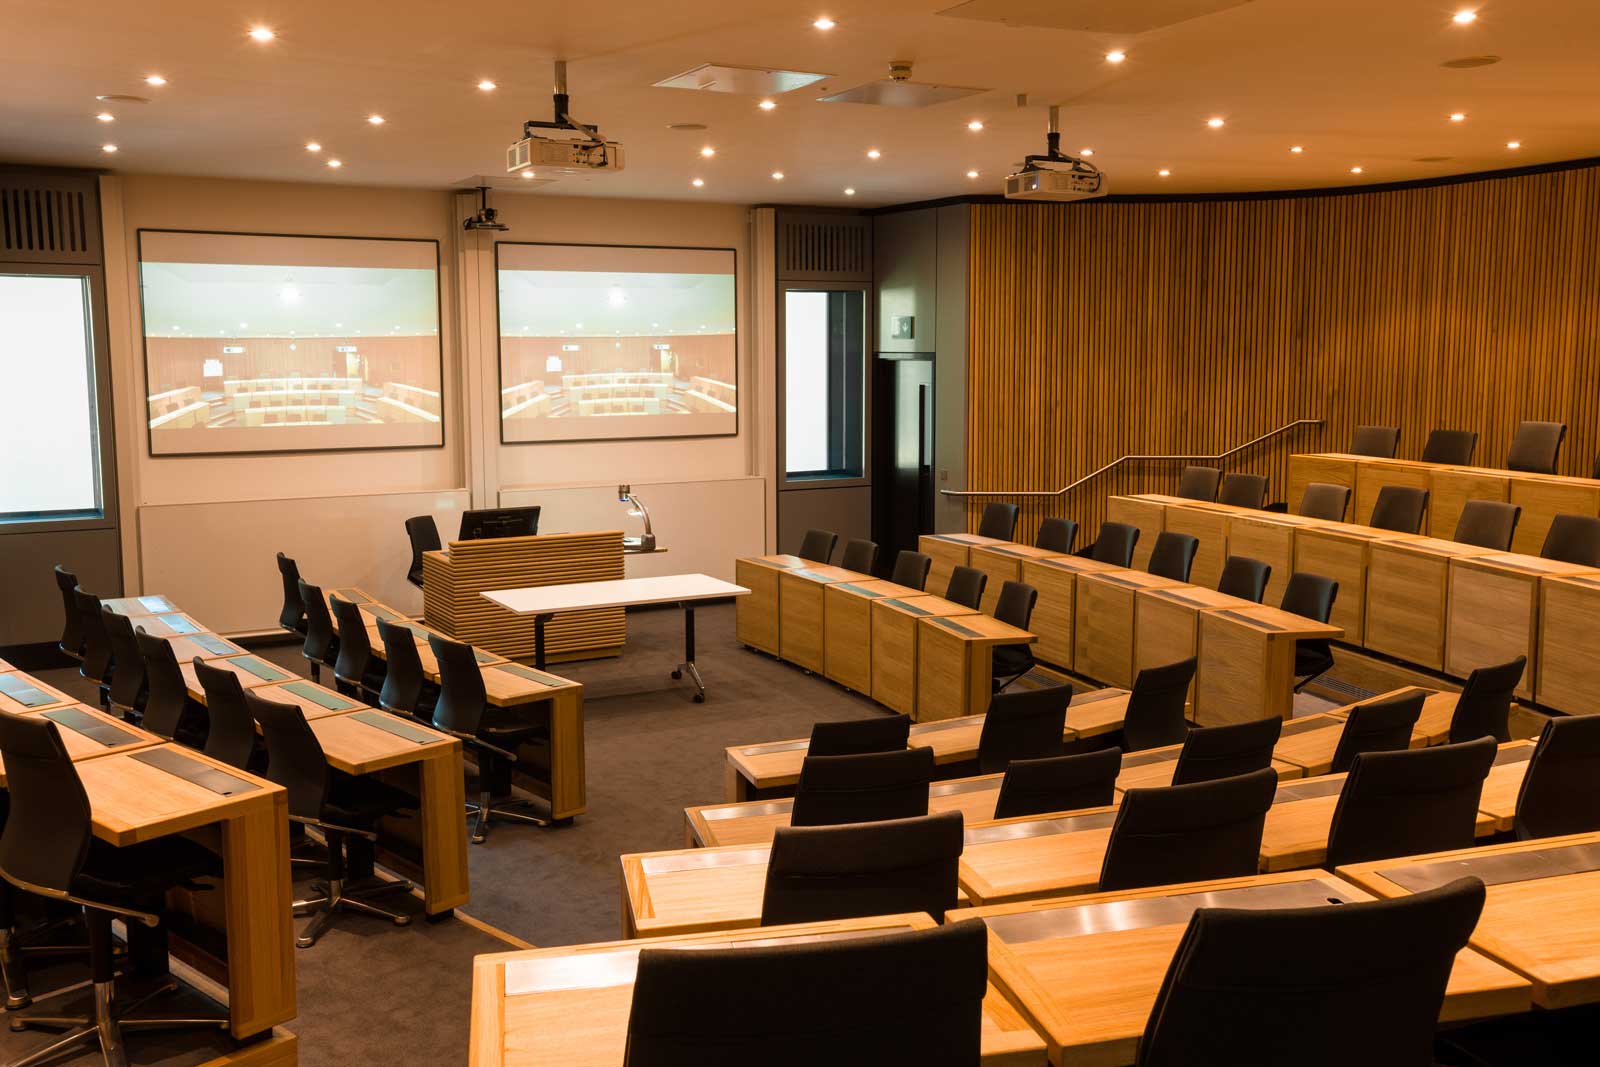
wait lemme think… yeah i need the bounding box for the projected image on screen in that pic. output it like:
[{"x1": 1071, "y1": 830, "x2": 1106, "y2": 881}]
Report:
[
  {"x1": 139, "y1": 231, "x2": 443, "y2": 456},
  {"x1": 497, "y1": 243, "x2": 737, "y2": 443}
]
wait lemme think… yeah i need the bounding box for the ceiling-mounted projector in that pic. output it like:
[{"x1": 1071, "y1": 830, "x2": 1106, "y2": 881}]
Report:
[
  {"x1": 507, "y1": 60, "x2": 624, "y2": 176},
  {"x1": 1004, "y1": 104, "x2": 1106, "y2": 202}
]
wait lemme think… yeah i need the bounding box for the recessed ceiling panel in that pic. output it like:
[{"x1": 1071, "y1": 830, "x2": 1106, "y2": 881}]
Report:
[
  {"x1": 655, "y1": 63, "x2": 830, "y2": 95},
  {"x1": 818, "y1": 80, "x2": 988, "y2": 108},
  {"x1": 936, "y1": 0, "x2": 1255, "y2": 34}
]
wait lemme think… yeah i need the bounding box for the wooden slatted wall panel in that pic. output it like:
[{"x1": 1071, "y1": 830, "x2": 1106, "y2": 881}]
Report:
[{"x1": 964, "y1": 165, "x2": 1600, "y2": 542}]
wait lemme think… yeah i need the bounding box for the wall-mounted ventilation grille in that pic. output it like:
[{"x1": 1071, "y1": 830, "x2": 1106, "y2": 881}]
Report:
[
  {"x1": 0, "y1": 175, "x2": 102, "y2": 264},
  {"x1": 777, "y1": 213, "x2": 871, "y2": 282}
]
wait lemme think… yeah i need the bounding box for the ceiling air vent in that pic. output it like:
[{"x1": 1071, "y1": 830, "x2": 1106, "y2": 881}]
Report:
[
  {"x1": 936, "y1": 0, "x2": 1255, "y2": 34},
  {"x1": 1441, "y1": 55, "x2": 1502, "y2": 69},
  {"x1": 0, "y1": 174, "x2": 101, "y2": 264},
  {"x1": 655, "y1": 64, "x2": 830, "y2": 95},
  {"x1": 818, "y1": 62, "x2": 987, "y2": 108},
  {"x1": 777, "y1": 213, "x2": 872, "y2": 283}
]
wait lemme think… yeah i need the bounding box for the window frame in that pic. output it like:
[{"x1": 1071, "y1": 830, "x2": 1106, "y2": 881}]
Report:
[{"x1": 777, "y1": 283, "x2": 871, "y2": 491}]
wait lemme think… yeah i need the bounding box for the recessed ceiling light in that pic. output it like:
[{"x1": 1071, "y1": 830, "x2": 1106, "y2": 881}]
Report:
[
  {"x1": 327, "y1": 158, "x2": 342, "y2": 168},
  {"x1": 1350, "y1": 166, "x2": 1363, "y2": 174},
  {"x1": 813, "y1": 17, "x2": 836, "y2": 30},
  {"x1": 96, "y1": 112, "x2": 115, "y2": 122},
  {"x1": 96, "y1": 94, "x2": 150, "y2": 104},
  {"x1": 770, "y1": 171, "x2": 785, "y2": 180},
  {"x1": 144, "y1": 75, "x2": 166, "y2": 86},
  {"x1": 966, "y1": 169, "x2": 979, "y2": 179},
  {"x1": 867, "y1": 149, "x2": 881, "y2": 159},
  {"x1": 1206, "y1": 117, "x2": 1225, "y2": 129},
  {"x1": 1441, "y1": 54, "x2": 1500, "y2": 69},
  {"x1": 1158, "y1": 168, "x2": 1171, "y2": 177},
  {"x1": 478, "y1": 79, "x2": 497, "y2": 91},
  {"x1": 1290, "y1": 145, "x2": 1304, "y2": 153},
  {"x1": 700, "y1": 146, "x2": 715, "y2": 157},
  {"x1": 367, "y1": 114, "x2": 385, "y2": 125},
  {"x1": 1506, "y1": 140, "x2": 1521, "y2": 149},
  {"x1": 1105, "y1": 50, "x2": 1127, "y2": 64},
  {"x1": 843, "y1": 187, "x2": 856, "y2": 196},
  {"x1": 967, "y1": 120, "x2": 984, "y2": 131},
  {"x1": 101, "y1": 144, "x2": 118, "y2": 153},
  {"x1": 1452, "y1": 10, "x2": 1477, "y2": 25},
  {"x1": 1080, "y1": 147, "x2": 1094, "y2": 157},
  {"x1": 248, "y1": 26, "x2": 275, "y2": 42},
  {"x1": 692, "y1": 178, "x2": 704, "y2": 187},
  {"x1": 1450, "y1": 112, "x2": 1467, "y2": 122},
  {"x1": 758, "y1": 99, "x2": 777, "y2": 111},
  {"x1": 305, "y1": 141, "x2": 321, "y2": 152},
  {"x1": 667, "y1": 122, "x2": 708, "y2": 131}
]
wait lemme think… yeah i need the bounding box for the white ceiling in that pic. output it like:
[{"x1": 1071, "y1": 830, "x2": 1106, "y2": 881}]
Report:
[{"x1": 5, "y1": 0, "x2": 1599, "y2": 207}]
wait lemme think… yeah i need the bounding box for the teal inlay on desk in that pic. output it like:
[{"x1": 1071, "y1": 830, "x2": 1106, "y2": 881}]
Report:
[
  {"x1": 881, "y1": 599, "x2": 933, "y2": 616},
  {"x1": 0, "y1": 674, "x2": 57, "y2": 707},
  {"x1": 931, "y1": 618, "x2": 983, "y2": 638},
  {"x1": 156, "y1": 613, "x2": 202, "y2": 635},
  {"x1": 474, "y1": 648, "x2": 500, "y2": 664},
  {"x1": 350, "y1": 710, "x2": 436, "y2": 745},
  {"x1": 498, "y1": 664, "x2": 564, "y2": 687},
  {"x1": 833, "y1": 583, "x2": 885, "y2": 597},
  {"x1": 281, "y1": 680, "x2": 358, "y2": 710},
  {"x1": 42, "y1": 707, "x2": 139, "y2": 747},
  {"x1": 234, "y1": 656, "x2": 293, "y2": 682},
  {"x1": 132, "y1": 748, "x2": 260, "y2": 795},
  {"x1": 191, "y1": 633, "x2": 239, "y2": 656},
  {"x1": 138, "y1": 595, "x2": 175, "y2": 613},
  {"x1": 366, "y1": 605, "x2": 402, "y2": 621}
]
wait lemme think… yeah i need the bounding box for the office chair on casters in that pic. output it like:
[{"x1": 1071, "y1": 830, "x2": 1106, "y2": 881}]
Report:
[
  {"x1": 191, "y1": 659, "x2": 263, "y2": 773},
  {"x1": 1507, "y1": 420, "x2": 1566, "y2": 475},
  {"x1": 53, "y1": 565, "x2": 84, "y2": 662},
  {"x1": 1448, "y1": 657, "x2": 1525, "y2": 744},
  {"x1": 1120, "y1": 658, "x2": 1197, "y2": 752},
  {"x1": 797, "y1": 529, "x2": 838, "y2": 564},
  {"x1": 1540, "y1": 514, "x2": 1600, "y2": 567},
  {"x1": 1323, "y1": 738, "x2": 1496, "y2": 868},
  {"x1": 889, "y1": 550, "x2": 932, "y2": 591},
  {"x1": 990, "y1": 580, "x2": 1039, "y2": 691},
  {"x1": 376, "y1": 617, "x2": 436, "y2": 724},
  {"x1": 275, "y1": 552, "x2": 307, "y2": 636},
  {"x1": 1296, "y1": 482, "x2": 1351, "y2": 522},
  {"x1": 807, "y1": 713, "x2": 911, "y2": 757},
  {"x1": 993, "y1": 748, "x2": 1121, "y2": 819},
  {"x1": 1035, "y1": 517, "x2": 1079, "y2": 554},
  {"x1": 1421, "y1": 429, "x2": 1478, "y2": 466},
  {"x1": 977, "y1": 503, "x2": 1021, "y2": 541},
  {"x1": 1146, "y1": 532, "x2": 1199, "y2": 583},
  {"x1": 1327, "y1": 689, "x2": 1425, "y2": 774},
  {"x1": 1452, "y1": 500, "x2": 1521, "y2": 551},
  {"x1": 1170, "y1": 717, "x2": 1283, "y2": 786},
  {"x1": 101, "y1": 608, "x2": 148, "y2": 723},
  {"x1": 1368, "y1": 486, "x2": 1428, "y2": 534},
  {"x1": 976, "y1": 683, "x2": 1072, "y2": 774},
  {"x1": 1098, "y1": 768, "x2": 1278, "y2": 892},
  {"x1": 329, "y1": 596, "x2": 387, "y2": 701},
  {"x1": 790, "y1": 748, "x2": 933, "y2": 827},
  {"x1": 1349, "y1": 424, "x2": 1401, "y2": 459},
  {"x1": 404, "y1": 515, "x2": 440, "y2": 589},
  {"x1": 944, "y1": 566, "x2": 987, "y2": 610},
  {"x1": 1513, "y1": 714, "x2": 1600, "y2": 840},
  {"x1": 1280, "y1": 573, "x2": 1338, "y2": 691},
  {"x1": 1176, "y1": 466, "x2": 1220, "y2": 502},
  {"x1": 297, "y1": 579, "x2": 340, "y2": 683},
  {"x1": 133, "y1": 629, "x2": 205, "y2": 746},
  {"x1": 0, "y1": 709, "x2": 227, "y2": 1065},
  {"x1": 759, "y1": 812, "x2": 965, "y2": 926},
  {"x1": 73, "y1": 588, "x2": 113, "y2": 708},
  {"x1": 1216, "y1": 556, "x2": 1270, "y2": 603},
  {"x1": 1218, "y1": 473, "x2": 1268, "y2": 509},
  {"x1": 1082, "y1": 522, "x2": 1140, "y2": 567},
  {"x1": 839, "y1": 538, "x2": 879, "y2": 575}
]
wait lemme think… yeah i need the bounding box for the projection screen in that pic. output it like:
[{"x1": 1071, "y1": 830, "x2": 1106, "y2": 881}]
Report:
[
  {"x1": 139, "y1": 230, "x2": 444, "y2": 456},
  {"x1": 496, "y1": 243, "x2": 738, "y2": 443}
]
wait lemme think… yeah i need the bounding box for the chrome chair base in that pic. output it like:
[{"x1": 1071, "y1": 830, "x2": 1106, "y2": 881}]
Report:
[
  {"x1": 293, "y1": 876, "x2": 413, "y2": 949},
  {"x1": 6, "y1": 976, "x2": 226, "y2": 1067},
  {"x1": 466, "y1": 792, "x2": 550, "y2": 844}
]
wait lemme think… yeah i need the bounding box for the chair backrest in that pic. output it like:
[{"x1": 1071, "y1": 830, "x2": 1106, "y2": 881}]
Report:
[
  {"x1": 1368, "y1": 485, "x2": 1429, "y2": 534},
  {"x1": 1297, "y1": 482, "x2": 1352, "y2": 522},
  {"x1": 759, "y1": 812, "x2": 964, "y2": 926},
  {"x1": 1324, "y1": 737, "x2": 1496, "y2": 868},
  {"x1": 193, "y1": 658, "x2": 257, "y2": 770},
  {"x1": 298, "y1": 579, "x2": 337, "y2": 666},
  {"x1": 330, "y1": 596, "x2": 376, "y2": 685},
  {"x1": 840, "y1": 538, "x2": 879, "y2": 575},
  {"x1": 275, "y1": 552, "x2": 306, "y2": 633},
  {"x1": 74, "y1": 587, "x2": 112, "y2": 683},
  {"x1": 1540, "y1": 513, "x2": 1600, "y2": 567},
  {"x1": 54, "y1": 564, "x2": 82, "y2": 656},
  {"x1": 790, "y1": 748, "x2": 934, "y2": 827},
  {"x1": 102, "y1": 607, "x2": 147, "y2": 709},
  {"x1": 1328, "y1": 689, "x2": 1425, "y2": 774},
  {"x1": 1421, "y1": 429, "x2": 1478, "y2": 465},
  {"x1": 977, "y1": 502, "x2": 1021, "y2": 541},
  {"x1": 944, "y1": 565, "x2": 987, "y2": 610},
  {"x1": 1217, "y1": 472, "x2": 1268, "y2": 509},
  {"x1": 1507, "y1": 420, "x2": 1567, "y2": 474},
  {"x1": 1121, "y1": 658, "x2": 1197, "y2": 751},
  {"x1": 1091, "y1": 522, "x2": 1140, "y2": 567},
  {"x1": 1146, "y1": 532, "x2": 1199, "y2": 582},
  {"x1": 1280, "y1": 572, "x2": 1338, "y2": 623},
  {"x1": 1175, "y1": 465, "x2": 1220, "y2": 502},
  {"x1": 135, "y1": 628, "x2": 189, "y2": 739},
  {"x1": 0, "y1": 709, "x2": 93, "y2": 897},
  {"x1": 798, "y1": 529, "x2": 837, "y2": 564},
  {"x1": 404, "y1": 515, "x2": 441, "y2": 586},
  {"x1": 992, "y1": 580, "x2": 1037, "y2": 630},
  {"x1": 1171, "y1": 716, "x2": 1283, "y2": 785},
  {"x1": 1099, "y1": 768, "x2": 1278, "y2": 892},
  {"x1": 889, "y1": 550, "x2": 932, "y2": 591},
  {"x1": 977, "y1": 684, "x2": 1072, "y2": 774},
  {"x1": 624, "y1": 920, "x2": 986, "y2": 1067},
  {"x1": 377, "y1": 617, "x2": 427, "y2": 716},
  {"x1": 1449, "y1": 656, "x2": 1525, "y2": 743},
  {"x1": 1135, "y1": 878, "x2": 1486, "y2": 1067},
  {"x1": 1452, "y1": 500, "x2": 1521, "y2": 551},
  {"x1": 1349, "y1": 424, "x2": 1401, "y2": 458},
  {"x1": 1513, "y1": 714, "x2": 1600, "y2": 840},
  {"x1": 428, "y1": 633, "x2": 489, "y2": 735},
  {"x1": 246, "y1": 690, "x2": 331, "y2": 821},
  {"x1": 1216, "y1": 556, "x2": 1270, "y2": 603},
  {"x1": 1035, "y1": 517, "x2": 1079, "y2": 554},
  {"x1": 807, "y1": 714, "x2": 911, "y2": 757},
  {"x1": 993, "y1": 749, "x2": 1121, "y2": 820}
]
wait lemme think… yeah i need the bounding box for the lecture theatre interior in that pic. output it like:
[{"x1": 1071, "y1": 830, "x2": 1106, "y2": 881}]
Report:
[{"x1": 5, "y1": 3, "x2": 1600, "y2": 1065}]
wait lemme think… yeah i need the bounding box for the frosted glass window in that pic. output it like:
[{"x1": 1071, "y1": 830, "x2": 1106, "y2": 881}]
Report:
[
  {"x1": 784, "y1": 291, "x2": 830, "y2": 473},
  {"x1": 0, "y1": 274, "x2": 101, "y2": 519}
]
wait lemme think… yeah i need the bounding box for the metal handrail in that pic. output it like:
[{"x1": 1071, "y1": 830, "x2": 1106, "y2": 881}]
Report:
[{"x1": 939, "y1": 419, "x2": 1325, "y2": 499}]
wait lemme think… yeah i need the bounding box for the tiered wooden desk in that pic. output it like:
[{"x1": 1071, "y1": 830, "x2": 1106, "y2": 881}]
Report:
[
  {"x1": 918, "y1": 533, "x2": 1008, "y2": 595},
  {"x1": 777, "y1": 564, "x2": 868, "y2": 672},
  {"x1": 1338, "y1": 831, "x2": 1600, "y2": 1009},
  {"x1": 1510, "y1": 474, "x2": 1600, "y2": 557},
  {"x1": 733, "y1": 553, "x2": 805, "y2": 655},
  {"x1": 1224, "y1": 510, "x2": 1332, "y2": 606},
  {"x1": 1445, "y1": 553, "x2": 1599, "y2": 699},
  {"x1": 969, "y1": 543, "x2": 1067, "y2": 614},
  {"x1": 964, "y1": 870, "x2": 1531, "y2": 1067},
  {"x1": 1132, "y1": 585, "x2": 1255, "y2": 692},
  {"x1": 1074, "y1": 571, "x2": 1185, "y2": 689},
  {"x1": 1429, "y1": 467, "x2": 1511, "y2": 541},
  {"x1": 0, "y1": 703, "x2": 161, "y2": 783},
  {"x1": 916, "y1": 614, "x2": 1037, "y2": 721},
  {"x1": 1192, "y1": 606, "x2": 1342, "y2": 726},
  {"x1": 1325, "y1": 685, "x2": 1461, "y2": 745},
  {"x1": 1474, "y1": 740, "x2": 1536, "y2": 832},
  {"x1": 1019, "y1": 556, "x2": 1118, "y2": 670},
  {"x1": 1112, "y1": 742, "x2": 1302, "y2": 791},
  {"x1": 1535, "y1": 572, "x2": 1600, "y2": 714},
  {"x1": 822, "y1": 578, "x2": 926, "y2": 694},
  {"x1": 870, "y1": 594, "x2": 981, "y2": 717},
  {"x1": 1103, "y1": 494, "x2": 1172, "y2": 572},
  {"x1": 1158, "y1": 501, "x2": 1234, "y2": 590},
  {"x1": 0, "y1": 670, "x2": 75, "y2": 714},
  {"x1": 1291, "y1": 522, "x2": 1419, "y2": 645},
  {"x1": 468, "y1": 913, "x2": 1047, "y2": 1067},
  {"x1": 1365, "y1": 537, "x2": 1497, "y2": 670}
]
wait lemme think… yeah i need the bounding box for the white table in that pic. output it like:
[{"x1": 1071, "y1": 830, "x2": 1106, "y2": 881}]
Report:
[{"x1": 483, "y1": 574, "x2": 749, "y2": 702}]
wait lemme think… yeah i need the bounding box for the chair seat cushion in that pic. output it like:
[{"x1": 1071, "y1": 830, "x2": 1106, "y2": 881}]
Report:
[
  {"x1": 74, "y1": 836, "x2": 222, "y2": 904},
  {"x1": 480, "y1": 721, "x2": 549, "y2": 747},
  {"x1": 324, "y1": 771, "x2": 416, "y2": 827},
  {"x1": 992, "y1": 643, "x2": 1034, "y2": 679}
]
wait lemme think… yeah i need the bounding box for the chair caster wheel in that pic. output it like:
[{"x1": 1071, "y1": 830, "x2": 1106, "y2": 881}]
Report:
[
  {"x1": 394, "y1": 916, "x2": 412, "y2": 927},
  {"x1": 671, "y1": 669, "x2": 682, "y2": 679},
  {"x1": 693, "y1": 693, "x2": 705, "y2": 703}
]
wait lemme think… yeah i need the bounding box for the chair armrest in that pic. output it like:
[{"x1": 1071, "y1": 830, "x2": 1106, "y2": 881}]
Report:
[
  {"x1": 288, "y1": 813, "x2": 379, "y2": 842},
  {"x1": 439, "y1": 726, "x2": 521, "y2": 763}
]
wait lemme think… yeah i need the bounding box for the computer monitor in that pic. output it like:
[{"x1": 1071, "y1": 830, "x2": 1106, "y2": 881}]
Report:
[{"x1": 458, "y1": 506, "x2": 540, "y2": 541}]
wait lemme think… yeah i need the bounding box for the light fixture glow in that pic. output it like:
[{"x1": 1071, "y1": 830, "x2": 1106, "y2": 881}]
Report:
[
  {"x1": 1450, "y1": 112, "x2": 1467, "y2": 122},
  {"x1": 758, "y1": 99, "x2": 776, "y2": 111},
  {"x1": 1506, "y1": 140, "x2": 1521, "y2": 149},
  {"x1": 1157, "y1": 168, "x2": 1171, "y2": 177},
  {"x1": 700, "y1": 146, "x2": 715, "y2": 157},
  {"x1": 520, "y1": 169, "x2": 536, "y2": 179},
  {"x1": 1452, "y1": 10, "x2": 1477, "y2": 25},
  {"x1": 1080, "y1": 147, "x2": 1094, "y2": 157},
  {"x1": 327, "y1": 158, "x2": 342, "y2": 168},
  {"x1": 478, "y1": 79, "x2": 497, "y2": 91},
  {"x1": 101, "y1": 144, "x2": 118, "y2": 153},
  {"x1": 1105, "y1": 50, "x2": 1127, "y2": 64},
  {"x1": 1350, "y1": 166, "x2": 1363, "y2": 174},
  {"x1": 867, "y1": 148, "x2": 881, "y2": 159},
  {"x1": 843, "y1": 187, "x2": 856, "y2": 196},
  {"x1": 967, "y1": 120, "x2": 984, "y2": 131},
  {"x1": 691, "y1": 177, "x2": 704, "y2": 187},
  {"x1": 607, "y1": 287, "x2": 627, "y2": 308},
  {"x1": 96, "y1": 112, "x2": 115, "y2": 123},
  {"x1": 280, "y1": 284, "x2": 300, "y2": 304},
  {"x1": 966, "y1": 169, "x2": 979, "y2": 179},
  {"x1": 1290, "y1": 145, "x2": 1304, "y2": 153},
  {"x1": 248, "y1": 26, "x2": 275, "y2": 42},
  {"x1": 771, "y1": 171, "x2": 785, "y2": 180},
  {"x1": 1207, "y1": 117, "x2": 1225, "y2": 129},
  {"x1": 367, "y1": 114, "x2": 385, "y2": 125},
  {"x1": 813, "y1": 17, "x2": 836, "y2": 30},
  {"x1": 305, "y1": 141, "x2": 321, "y2": 152},
  {"x1": 144, "y1": 75, "x2": 166, "y2": 86}
]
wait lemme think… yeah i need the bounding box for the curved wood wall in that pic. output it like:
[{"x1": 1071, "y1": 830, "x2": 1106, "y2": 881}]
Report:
[{"x1": 964, "y1": 164, "x2": 1600, "y2": 543}]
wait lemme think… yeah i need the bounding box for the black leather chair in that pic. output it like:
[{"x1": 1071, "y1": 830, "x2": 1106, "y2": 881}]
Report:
[
  {"x1": 1327, "y1": 689, "x2": 1425, "y2": 774},
  {"x1": 1297, "y1": 482, "x2": 1351, "y2": 522},
  {"x1": 404, "y1": 515, "x2": 440, "y2": 589},
  {"x1": 428, "y1": 634, "x2": 550, "y2": 842},
  {"x1": 1452, "y1": 500, "x2": 1521, "y2": 551},
  {"x1": 993, "y1": 749, "x2": 1121, "y2": 820},
  {"x1": 0, "y1": 709, "x2": 226, "y2": 1059},
  {"x1": 248, "y1": 691, "x2": 415, "y2": 946},
  {"x1": 1147, "y1": 532, "x2": 1199, "y2": 582},
  {"x1": 1324, "y1": 737, "x2": 1496, "y2": 867},
  {"x1": 1134, "y1": 878, "x2": 1486, "y2": 1067},
  {"x1": 1513, "y1": 714, "x2": 1600, "y2": 840},
  {"x1": 1421, "y1": 429, "x2": 1478, "y2": 465},
  {"x1": 1448, "y1": 657, "x2": 1525, "y2": 743},
  {"x1": 1086, "y1": 522, "x2": 1139, "y2": 567},
  {"x1": 1368, "y1": 485, "x2": 1429, "y2": 534},
  {"x1": 1216, "y1": 556, "x2": 1270, "y2": 603},
  {"x1": 134, "y1": 629, "x2": 205, "y2": 746},
  {"x1": 977, "y1": 503, "x2": 1021, "y2": 541},
  {"x1": 798, "y1": 529, "x2": 837, "y2": 564},
  {"x1": 976, "y1": 684, "x2": 1072, "y2": 774},
  {"x1": 1507, "y1": 420, "x2": 1566, "y2": 475},
  {"x1": 102, "y1": 607, "x2": 147, "y2": 722},
  {"x1": 990, "y1": 580, "x2": 1039, "y2": 691},
  {"x1": 808, "y1": 714, "x2": 911, "y2": 757},
  {"x1": 1218, "y1": 473, "x2": 1268, "y2": 509},
  {"x1": 297, "y1": 579, "x2": 340, "y2": 683},
  {"x1": 790, "y1": 748, "x2": 933, "y2": 827},
  {"x1": 1099, "y1": 769, "x2": 1278, "y2": 891},
  {"x1": 624, "y1": 920, "x2": 986, "y2": 1067},
  {"x1": 1540, "y1": 514, "x2": 1600, "y2": 567},
  {"x1": 944, "y1": 565, "x2": 987, "y2": 610},
  {"x1": 1120, "y1": 658, "x2": 1196, "y2": 751},
  {"x1": 329, "y1": 596, "x2": 386, "y2": 701},
  {"x1": 839, "y1": 538, "x2": 879, "y2": 575},
  {"x1": 1035, "y1": 517, "x2": 1079, "y2": 554},
  {"x1": 73, "y1": 588, "x2": 113, "y2": 707},
  {"x1": 759, "y1": 812, "x2": 964, "y2": 926},
  {"x1": 889, "y1": 550, "x2": 932, "y2": 591},
  {"x1": 1349, "y1": 425, "x2": 1401, "y2": 459},
  {"x1": 376, "y1": 617, "x2": 435, "y2": 722},
  {"x1": 1171, "y1": 717, "x2": 1283, "y2": 786},
  {"x1": 1280, "y1": 573, "x2": 1339, "y2": 691},
  {"x1": 276, "y1": 551, "x2": 307, "y2": 636},
  {"x1": 53, "y1": 564, "x2": 84, "y2": 662},
  {"x1": 1176, "y1": 466, "x2": 1220, "y2": 502},
  {"x1": 191, "y1": 658, "x2": 264, "y2": 773}
]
